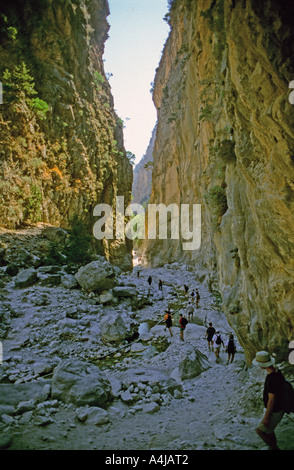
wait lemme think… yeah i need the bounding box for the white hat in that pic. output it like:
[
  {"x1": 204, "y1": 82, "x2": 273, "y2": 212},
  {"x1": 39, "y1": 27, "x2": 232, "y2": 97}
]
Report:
[{"x1": 252, "y1": 351, "x2": 275, "y2": 368}]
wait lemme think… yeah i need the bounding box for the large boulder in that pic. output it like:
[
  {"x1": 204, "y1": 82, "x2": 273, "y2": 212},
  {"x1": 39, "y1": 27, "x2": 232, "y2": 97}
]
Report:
[
  {"x1": 51, "y1": 359, "x2": 112, "y2": 407},
  {"x1": 14, "y1": 268, "x2": 38, "y2": 288},
  {"x1": 75, "y1": 259, "x2": 117, "y2": 293},
  {"x1": 100, "y1": 312, "x2": 128, "y2": 343},
  {"x1": 112, "y1": 286, "x2": 138, "y2": 298},
  {"x1": 177, "y1": 347, "x2": 211, "y2": 380}
]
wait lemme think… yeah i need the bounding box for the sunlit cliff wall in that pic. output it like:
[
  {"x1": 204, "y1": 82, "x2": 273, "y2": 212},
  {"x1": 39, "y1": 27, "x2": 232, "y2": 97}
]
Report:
[
  {"x1": 143, "y1": 0, "x2": 294, "y2": 362},
  {"x1": 0, "y1": 0, "x2": 132, "y2": 269}
]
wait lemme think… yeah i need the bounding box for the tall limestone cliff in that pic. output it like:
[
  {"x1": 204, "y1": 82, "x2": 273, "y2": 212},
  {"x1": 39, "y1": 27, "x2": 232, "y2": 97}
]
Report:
[
  {"x1": 143, "y1": 0, "x2": 294, "y2": 362},
  {"x1": 132, "y1": 124, "x2": 156, "y2": 206},
  {"x1": 0, "y1": 0, "x2": 133, "y2": 269}
]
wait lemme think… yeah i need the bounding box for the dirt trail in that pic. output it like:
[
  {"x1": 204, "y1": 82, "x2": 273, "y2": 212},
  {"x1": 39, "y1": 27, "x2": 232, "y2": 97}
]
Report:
[{"x1": 0, "y1": 230, "x2": 294, "y2": 451}]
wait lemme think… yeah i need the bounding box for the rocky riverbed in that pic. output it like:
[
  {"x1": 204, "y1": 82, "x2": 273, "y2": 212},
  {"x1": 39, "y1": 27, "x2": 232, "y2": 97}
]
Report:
[{"x1": 0, "y1": 226, "x2": 293, "y2": 451}]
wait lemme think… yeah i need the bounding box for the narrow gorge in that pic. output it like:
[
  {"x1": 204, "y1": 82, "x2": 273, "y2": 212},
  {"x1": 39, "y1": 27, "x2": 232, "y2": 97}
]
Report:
[
  {"x1": 142, "y1": 0, "x2": 294, "y2": 364},
  {"x1": 0, "y1": 0, "x2": 293, "y2": 453}
]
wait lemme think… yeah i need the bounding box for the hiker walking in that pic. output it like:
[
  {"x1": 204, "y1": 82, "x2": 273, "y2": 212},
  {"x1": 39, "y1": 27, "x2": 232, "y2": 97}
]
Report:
[
  {"x1": 253, "y1": 351, "x2": 286, "y2": 450},
  {"x1": 225, "y1": 333, "x2": 236, "y2": 364},
  {"x1": 212, "y1": 330, "x2": 224, "y2": 361},
  {"x1": 147, "y1": 275, "x2": 152, "y2": 296},
  {"x1": 184, "y1": 285, "x2": 189, "y2": 295},
  {"x1": 190, "y1": 290, "x2": 195, "y2": 303},
  {"x1": 179, "y1": 313, "x2": 188, "y2": 341},
  {"x1": 195, "y1": 288, "x2": 200, "y2": 308},
  {"x1": 158, "y1": 279, "x2": 163, "y2": 291},
  {"x1": 164, "y1": 309, "x2": 173, "y2": 337},
  {"x1": 187, "y1": 302, "x2": 194, "y2": 321},
  {"x1": 205, "y1": 322, "x2": 215, "y2": 351}
]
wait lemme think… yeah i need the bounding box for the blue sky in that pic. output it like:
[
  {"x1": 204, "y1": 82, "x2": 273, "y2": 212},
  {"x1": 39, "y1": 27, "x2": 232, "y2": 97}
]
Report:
[{"x1": 104, "y1": 0, "x2": 170, "y2": 164}]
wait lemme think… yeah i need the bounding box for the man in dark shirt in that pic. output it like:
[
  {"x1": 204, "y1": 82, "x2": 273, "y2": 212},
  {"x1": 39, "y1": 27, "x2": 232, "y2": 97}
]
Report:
[
  {"x1": 205, "y1": 322, "x2": 215, "y2": 351},
  {"x1": 253, "y1": 351, "x2": 285, "y2": 450}
]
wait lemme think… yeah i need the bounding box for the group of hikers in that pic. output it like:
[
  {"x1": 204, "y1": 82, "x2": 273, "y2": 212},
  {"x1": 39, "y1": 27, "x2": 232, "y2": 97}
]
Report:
[
  {"x1": 164, "y1": 308, "x2": 188, "y2": 341},
  {"x1": 205, "y1": 322, "x2": 236, "y2": 364},
  {"x1": 162, "y1": 281, "x2": 236, "y2": 363},
  {"x1": 164, "y1": 308, "x2": 237, "y2": 364},
  {"x1": 144, "y1": 272, "x2": 293, "y2": 451}
]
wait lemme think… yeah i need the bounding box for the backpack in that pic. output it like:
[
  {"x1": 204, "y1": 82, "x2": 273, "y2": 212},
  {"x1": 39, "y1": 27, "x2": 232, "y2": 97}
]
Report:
[
  {"x1": 180, "y1": 317, "x2": 188, "y2": 327},
  {"x1": 281, "y1": 379, "x2": 294, "y2": 414},
  {"x1": 215, "y1": 335, "x2": 222, "y2": 345}
]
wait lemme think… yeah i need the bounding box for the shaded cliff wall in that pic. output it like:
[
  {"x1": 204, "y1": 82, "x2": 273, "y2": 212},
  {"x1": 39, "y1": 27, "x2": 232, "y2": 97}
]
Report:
[
  {"x1": 143, "y1": 0, "x2": 294, "y2": 362},
  {"x1": 132, "y1": 125, "x2": 156, "y2": 206},
  {"x1": 0, "y1": 0, "x2": 133, "y2": 268}
]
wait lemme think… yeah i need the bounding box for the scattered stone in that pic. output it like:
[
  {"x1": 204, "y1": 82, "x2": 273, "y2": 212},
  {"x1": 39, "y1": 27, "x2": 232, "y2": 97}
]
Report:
[
  {"x1": 81, "y1": 406, "x2": 109, "y2": 425},
  {"x1": 38, "y1": 274, "x2": 61, "y2": 286},
  {"x1": 16, "y1": 400, "x2": 35, "y2": 414},
  {"x1": 14, "y1": 268, "x2": 38, "y2": 288},
  {"x1": 1, "y1": 414, "x2": 14, "y2": 425},
  {"x1": 0, "y1": 404, "x2": 15, "y2": 416},
  {"x1": 99, "y1": 291, "x2": 114, "y2": 304},
  {"x1": 112, "y1": 286, "x2": 138, "y2": 298},
  {"x1": 33, "y1": 363, "x2": 53, "y2": 376},
  {"x1": 142, "y1": 402, "x2": 160, "y2": 414},
  {"x1": 51, "y1": 359, "x2": 112, "y2": 407},
  {"x1": 61, "y1": 274, "x2": 78, "y2": 289}
]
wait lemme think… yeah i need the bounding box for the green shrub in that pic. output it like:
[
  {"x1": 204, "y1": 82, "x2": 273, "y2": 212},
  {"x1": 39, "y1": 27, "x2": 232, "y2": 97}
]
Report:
[
  {"x1": 2, "y1": 62, "x2": 49, "y2": 119},
  {"x1": 30, "y1": 97, "x2": 49, "y2": 120},
  {"x1": 44, "y1": 241, "x2": 65, "y2": 266},
  {"x1": 23, "y1": 184, "x2": 42, "y2": 222},
  {"x1": 217, "y1": 139, "x2": 236, "y2": 163},
  {"x1": 64, "y1": 215, "x2": 93, "y2": 264},
  {"x1": 204, "y1": 185, "x2": 227, "y2": 218}
]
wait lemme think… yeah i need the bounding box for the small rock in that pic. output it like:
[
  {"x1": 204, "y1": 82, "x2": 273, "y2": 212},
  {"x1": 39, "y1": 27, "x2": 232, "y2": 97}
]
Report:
[
  {"x1": 142, "y1": 402, "x2": 160, "y2": 414},
  {"x1": 1, "y1": 414, "x2": 14, "y2": 425},
  {"x1": 33, "y1": 363, "x2": 53, "y2": 376},
  {"x1": 35, "y1": 416, "x2": 54, "y2": 426},
  {"x1": 83, "y1": 407, "x2": 109, "y2": 425},
  {"x1": 16, "y1": 400, "x2": 35, "y2": 414},
  {"x1": 14, "y1": 268, "x2": 38, "y2": 288}
]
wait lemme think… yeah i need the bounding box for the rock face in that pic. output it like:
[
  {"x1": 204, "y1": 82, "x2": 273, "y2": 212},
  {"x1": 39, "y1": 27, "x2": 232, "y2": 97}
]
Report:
[
  {"x1": 132, "y1": 125, "x2": 156, "y2": 206},
  {"x1": 0, "y1": 0, "x2": 132, "y2": 267},
  {"x1": 143, "y1": 0, "x2": 294, "y2": 363}
]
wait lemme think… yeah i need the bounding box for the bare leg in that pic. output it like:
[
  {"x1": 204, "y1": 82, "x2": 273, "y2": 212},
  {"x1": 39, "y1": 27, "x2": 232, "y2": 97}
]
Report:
[{"x1": 256, "y1": 428, "x2": 279, "y2": 450}]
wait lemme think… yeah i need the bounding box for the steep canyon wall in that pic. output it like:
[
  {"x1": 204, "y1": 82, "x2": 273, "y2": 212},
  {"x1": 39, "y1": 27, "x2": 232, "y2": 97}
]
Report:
[
  {"x1": 143, "y1": 0, "x2": 294, "y2": 362},
  {"x1": 132, "y1": 125, "x2": 156, "y2": 206},
  {"x1": 0, "y1": 0, "x2": 132, "y2": 268}
]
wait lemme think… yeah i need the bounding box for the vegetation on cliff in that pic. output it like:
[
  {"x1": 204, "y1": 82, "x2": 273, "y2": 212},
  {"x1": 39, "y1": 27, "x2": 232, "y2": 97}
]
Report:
[{"x1": 0, "y1": 1, "x2": 132, "y2": 244}]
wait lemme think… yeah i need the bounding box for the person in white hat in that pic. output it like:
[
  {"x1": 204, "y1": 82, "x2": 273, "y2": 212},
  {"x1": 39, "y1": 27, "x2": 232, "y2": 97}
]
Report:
[{"x1": 252, "y1": 351, "x2": 285, "y2": 450}]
